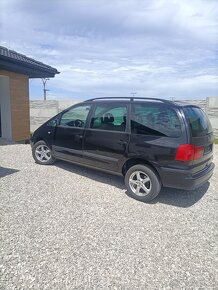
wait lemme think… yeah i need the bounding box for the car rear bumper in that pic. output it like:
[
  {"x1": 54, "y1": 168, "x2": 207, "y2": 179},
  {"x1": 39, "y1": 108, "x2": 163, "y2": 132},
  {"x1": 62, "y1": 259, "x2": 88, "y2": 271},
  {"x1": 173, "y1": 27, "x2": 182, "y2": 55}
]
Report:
[{"x1": 158, "y1": 162, "x2": 215, "y2": 190}]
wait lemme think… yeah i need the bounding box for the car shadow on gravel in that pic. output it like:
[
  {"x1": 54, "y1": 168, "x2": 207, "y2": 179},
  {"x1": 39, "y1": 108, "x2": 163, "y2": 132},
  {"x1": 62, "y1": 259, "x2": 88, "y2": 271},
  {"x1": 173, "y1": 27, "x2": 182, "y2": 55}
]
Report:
[
  {"x1": 56, "y1": 160, "x2": 209, "y2": 208},
  {"x1": 157, "y1": 182, "x2": 210, "y2": 208},
  {"x1": 126, "y1": 182, "x2": 210, "y2": 208},
  {"x1": 56, "y1": 160, "x2": 125, "y2": 190},
  {"x1": 0, "y1": 166, "x2": 19, "y2": 178}
]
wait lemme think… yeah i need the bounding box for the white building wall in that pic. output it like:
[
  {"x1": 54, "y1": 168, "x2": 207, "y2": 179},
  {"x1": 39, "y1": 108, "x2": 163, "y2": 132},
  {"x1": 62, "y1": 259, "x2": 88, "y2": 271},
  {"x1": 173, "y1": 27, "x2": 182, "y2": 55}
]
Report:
[{"x1": 0, "y1": 75, "x2": 12, "y2": 139}]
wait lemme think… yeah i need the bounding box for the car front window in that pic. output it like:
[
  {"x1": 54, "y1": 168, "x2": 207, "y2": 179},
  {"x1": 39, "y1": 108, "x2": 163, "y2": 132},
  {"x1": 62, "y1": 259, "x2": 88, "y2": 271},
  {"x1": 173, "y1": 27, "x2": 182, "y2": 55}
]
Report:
[{"x1": 60, "y1": 105, "x2": 91, "y2": 128}]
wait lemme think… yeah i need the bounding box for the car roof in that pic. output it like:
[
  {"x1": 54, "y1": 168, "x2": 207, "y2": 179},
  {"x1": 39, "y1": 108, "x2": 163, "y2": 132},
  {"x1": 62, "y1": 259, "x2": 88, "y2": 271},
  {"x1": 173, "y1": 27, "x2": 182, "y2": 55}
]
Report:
[{"x1": 85, "y1": 97, "x2": 171, "y2": 103}]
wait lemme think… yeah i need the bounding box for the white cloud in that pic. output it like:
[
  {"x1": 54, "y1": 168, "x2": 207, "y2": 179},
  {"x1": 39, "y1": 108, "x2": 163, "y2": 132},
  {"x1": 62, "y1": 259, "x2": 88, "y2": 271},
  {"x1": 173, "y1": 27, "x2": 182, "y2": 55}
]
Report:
[{"x1": 0, "y1": 0, "x2": 218, "y2": 99}]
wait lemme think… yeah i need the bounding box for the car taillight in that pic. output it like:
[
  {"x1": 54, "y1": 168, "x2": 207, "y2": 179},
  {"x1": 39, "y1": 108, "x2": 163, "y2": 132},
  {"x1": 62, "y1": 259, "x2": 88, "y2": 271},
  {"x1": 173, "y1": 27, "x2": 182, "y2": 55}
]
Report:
[{"x1": 175, "y1": 144, "x2": 203, "y2": 161}]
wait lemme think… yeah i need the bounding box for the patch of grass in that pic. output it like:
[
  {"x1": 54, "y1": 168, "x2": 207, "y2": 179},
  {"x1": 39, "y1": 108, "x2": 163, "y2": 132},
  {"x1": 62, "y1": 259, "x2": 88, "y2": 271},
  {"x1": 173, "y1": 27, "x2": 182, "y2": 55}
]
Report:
[
  {"x1": 214, "y1": 138, "x2": 218, "y2": 144},
  {"x1": 16, "y1": 140, "x2": 26, "y2": 144},
  {"x1": 16, "y1": 139, "x2": 30, "y2": 144}
]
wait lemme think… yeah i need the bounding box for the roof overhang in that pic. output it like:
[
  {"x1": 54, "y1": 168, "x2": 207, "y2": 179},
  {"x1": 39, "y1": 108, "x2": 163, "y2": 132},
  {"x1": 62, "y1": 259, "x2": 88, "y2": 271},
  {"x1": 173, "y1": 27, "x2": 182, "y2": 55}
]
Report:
[{"x1": 0, "y1": 46, "x2": 60, "y2": 78}]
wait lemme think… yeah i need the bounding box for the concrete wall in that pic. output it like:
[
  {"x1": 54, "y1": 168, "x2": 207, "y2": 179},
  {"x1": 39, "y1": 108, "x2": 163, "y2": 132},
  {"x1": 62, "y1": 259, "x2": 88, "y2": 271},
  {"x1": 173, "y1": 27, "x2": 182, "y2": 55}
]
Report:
[
  {"x1": 30, "y1": 100, "x2": 78, "y2": 132},
  {"x1": 206, "y1": 97, "x2": 218, "y2": 137},
  {"x1": 30, "y1": 98, "x2": 218, "y2": 137},
  {"x1": 174, "y1": 99, "x2": 207, "y2": 112}
]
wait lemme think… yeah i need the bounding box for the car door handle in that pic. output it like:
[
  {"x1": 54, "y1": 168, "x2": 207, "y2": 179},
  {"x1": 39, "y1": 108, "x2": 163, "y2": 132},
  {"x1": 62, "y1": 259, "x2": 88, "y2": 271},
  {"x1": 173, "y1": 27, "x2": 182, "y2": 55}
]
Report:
[
  {"x1": 74, "y1": 134, "x2": 83, "y2": 142},
  {"x1": 118, "y1": 140, "x2": 127, "y2": 145}
]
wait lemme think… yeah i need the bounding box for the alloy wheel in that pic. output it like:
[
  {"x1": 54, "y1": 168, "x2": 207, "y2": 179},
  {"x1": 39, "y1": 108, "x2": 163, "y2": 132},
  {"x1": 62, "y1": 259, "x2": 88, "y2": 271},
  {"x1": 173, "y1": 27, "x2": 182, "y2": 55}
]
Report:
[
  {"x1": 35, "y1": 145, "x2": 51, "y2": 163},
  {"x1": 129, "y1": 170, "x2": 152, "y2": 196}
]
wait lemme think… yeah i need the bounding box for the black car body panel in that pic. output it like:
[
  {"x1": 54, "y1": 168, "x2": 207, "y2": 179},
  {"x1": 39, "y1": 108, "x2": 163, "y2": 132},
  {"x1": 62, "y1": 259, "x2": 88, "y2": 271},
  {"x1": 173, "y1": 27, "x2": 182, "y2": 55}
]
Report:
[
  {"x1": 31, "y1": 98, "x2": 214, "y2": 191},
  {"x1": 82, "y1": 129, "x2": 129, "y2": 171}
]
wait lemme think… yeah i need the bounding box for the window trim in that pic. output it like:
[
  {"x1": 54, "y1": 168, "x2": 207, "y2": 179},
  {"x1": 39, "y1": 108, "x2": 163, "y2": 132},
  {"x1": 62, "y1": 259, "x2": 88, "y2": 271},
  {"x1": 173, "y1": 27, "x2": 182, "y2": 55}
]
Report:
[{"x1": 85, "y1": 127, "x2": 130, "y2": 134}]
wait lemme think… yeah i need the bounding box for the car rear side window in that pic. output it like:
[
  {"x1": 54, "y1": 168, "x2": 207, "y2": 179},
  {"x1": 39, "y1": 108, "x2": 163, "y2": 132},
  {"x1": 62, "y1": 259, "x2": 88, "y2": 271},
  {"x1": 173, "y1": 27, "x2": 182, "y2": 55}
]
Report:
[
  {"x1": 90, "y1": 104, "x2": 127, "y2": 132},
  {"x1": 131, "y1": 104, "x2": 181, "y2": 137},
  {"x1": 183, "y1": 106, "x2": 213, "y2": 137}
]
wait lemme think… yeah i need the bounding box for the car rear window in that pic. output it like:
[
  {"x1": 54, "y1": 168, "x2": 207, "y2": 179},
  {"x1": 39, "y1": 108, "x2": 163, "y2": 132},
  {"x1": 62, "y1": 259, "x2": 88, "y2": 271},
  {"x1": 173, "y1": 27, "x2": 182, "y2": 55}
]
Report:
[
  {"x1": 183, "y1": 106, "x2": 213, "y2": 137},
  {"x1": 131, "y1": 104, "x2": 181, "y2": 137}
]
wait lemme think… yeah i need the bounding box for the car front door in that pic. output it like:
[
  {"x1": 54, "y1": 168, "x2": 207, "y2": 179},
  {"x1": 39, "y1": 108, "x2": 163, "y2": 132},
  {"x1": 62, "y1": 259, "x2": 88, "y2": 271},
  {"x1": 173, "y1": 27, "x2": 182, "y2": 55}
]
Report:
[
  {"x1": 83, "y1": 102, "x2": 130, "y2": 172},
  {"x1": 53, "y1": 104, "x2": 91, "y2": 162}
]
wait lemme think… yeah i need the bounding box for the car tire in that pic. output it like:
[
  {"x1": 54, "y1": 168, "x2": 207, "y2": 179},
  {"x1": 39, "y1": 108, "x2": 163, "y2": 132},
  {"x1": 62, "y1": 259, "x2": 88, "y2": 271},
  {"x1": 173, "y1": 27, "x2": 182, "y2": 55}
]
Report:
[
  {"x1": 125, "y1": 164, "x2": 161, "y2": 202},
  {"x1": 32, "y1": 140, "x2": 56, "y2": 165}
]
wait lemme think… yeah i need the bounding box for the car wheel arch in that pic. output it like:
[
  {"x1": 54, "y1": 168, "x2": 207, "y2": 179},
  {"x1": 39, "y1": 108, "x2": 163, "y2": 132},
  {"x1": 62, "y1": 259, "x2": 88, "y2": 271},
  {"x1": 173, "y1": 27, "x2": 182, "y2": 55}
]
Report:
[
  {"x1": 33, "y1": 136, "x2": 50, "y2": 146},
  {"x1": 122, "y1": 158, "x2": 161, "y2": 181}
]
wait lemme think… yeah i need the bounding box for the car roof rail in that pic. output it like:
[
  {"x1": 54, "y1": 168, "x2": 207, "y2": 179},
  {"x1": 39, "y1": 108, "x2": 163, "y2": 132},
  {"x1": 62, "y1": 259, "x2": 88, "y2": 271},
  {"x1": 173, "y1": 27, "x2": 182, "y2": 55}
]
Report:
[{"x1": 85, "y1": 97, "x2": 173, "y2": 104}]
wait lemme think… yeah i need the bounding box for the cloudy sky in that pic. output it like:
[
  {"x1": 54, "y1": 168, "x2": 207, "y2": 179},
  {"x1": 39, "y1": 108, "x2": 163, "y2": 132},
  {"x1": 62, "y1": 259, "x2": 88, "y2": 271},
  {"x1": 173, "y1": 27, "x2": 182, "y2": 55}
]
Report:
[{"x1": 1, "y1": 0, "x2": 218, "y2": 100}]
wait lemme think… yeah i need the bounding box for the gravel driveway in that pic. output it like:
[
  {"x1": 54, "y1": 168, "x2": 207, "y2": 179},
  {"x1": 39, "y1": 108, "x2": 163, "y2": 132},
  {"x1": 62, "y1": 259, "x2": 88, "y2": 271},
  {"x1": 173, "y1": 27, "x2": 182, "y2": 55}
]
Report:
[{"x1": 0, "y1": 142, "x2": 218, "y2": 289}]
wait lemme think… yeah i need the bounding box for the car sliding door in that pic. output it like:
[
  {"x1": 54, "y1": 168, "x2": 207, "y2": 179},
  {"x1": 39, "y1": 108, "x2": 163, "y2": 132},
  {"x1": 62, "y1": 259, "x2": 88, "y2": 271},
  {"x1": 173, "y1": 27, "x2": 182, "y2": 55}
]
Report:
[{"x1": 83, "y1": 102, "x2": 130, "y2": 172}]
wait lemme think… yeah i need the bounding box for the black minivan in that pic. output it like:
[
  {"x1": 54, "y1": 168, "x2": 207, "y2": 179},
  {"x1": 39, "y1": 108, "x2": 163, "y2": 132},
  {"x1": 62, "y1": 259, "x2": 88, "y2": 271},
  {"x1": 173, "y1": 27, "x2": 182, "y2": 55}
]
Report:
[{"x1": 30, "y1": 97, "x2": 215, "y2": 202}]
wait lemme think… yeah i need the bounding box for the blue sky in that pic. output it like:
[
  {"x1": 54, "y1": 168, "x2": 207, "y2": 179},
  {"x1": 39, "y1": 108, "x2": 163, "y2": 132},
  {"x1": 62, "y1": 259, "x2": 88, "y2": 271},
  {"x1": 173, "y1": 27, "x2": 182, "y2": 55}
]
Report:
[{"x1": 0, "y1": 0, "x2": 218, "y2": 100}]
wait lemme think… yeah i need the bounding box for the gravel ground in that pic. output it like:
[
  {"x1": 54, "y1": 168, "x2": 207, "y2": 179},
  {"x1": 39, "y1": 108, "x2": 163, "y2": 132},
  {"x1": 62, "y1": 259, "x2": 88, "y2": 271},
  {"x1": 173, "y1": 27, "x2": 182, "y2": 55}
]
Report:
[{"x1": 0, "y1": 142, "x2": 218, "y2": 289}]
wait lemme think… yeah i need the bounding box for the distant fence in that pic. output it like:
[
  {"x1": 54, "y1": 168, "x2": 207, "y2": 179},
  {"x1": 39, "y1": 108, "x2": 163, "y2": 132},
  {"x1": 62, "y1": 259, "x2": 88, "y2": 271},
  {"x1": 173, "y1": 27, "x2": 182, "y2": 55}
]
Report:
[{"x1": 30, "y1": 97, "x2": 218, "y2": 137}]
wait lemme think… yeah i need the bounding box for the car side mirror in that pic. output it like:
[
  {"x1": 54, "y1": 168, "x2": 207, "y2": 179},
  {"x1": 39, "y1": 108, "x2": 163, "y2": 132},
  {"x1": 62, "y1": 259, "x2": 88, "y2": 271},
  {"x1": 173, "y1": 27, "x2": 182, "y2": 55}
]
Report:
[{"x1": 47, "y1": 118, "x2": 58, "y2": 127}]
